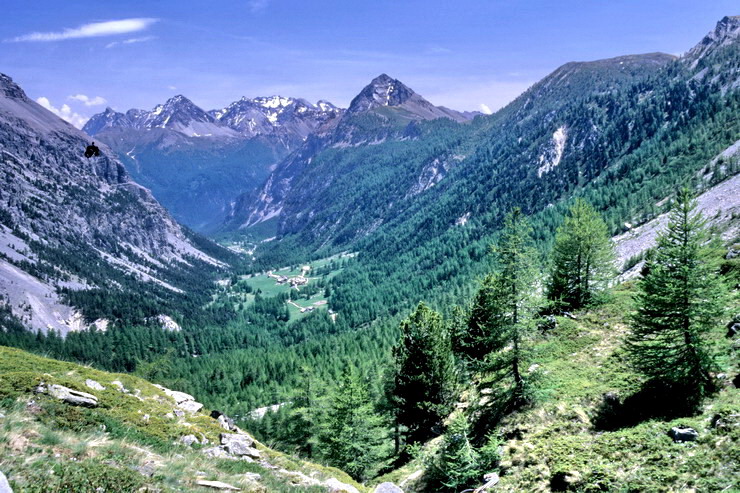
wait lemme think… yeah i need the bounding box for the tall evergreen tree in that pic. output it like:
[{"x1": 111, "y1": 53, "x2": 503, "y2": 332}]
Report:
[
  {"x1": 319, "y1": 367, "x2": 385, "y2": 481},
  {"x1": 626, "y1": 189, "x2": 728, "y2": 396},
  {"x1": 391, "y1": 302, "x2": 455, "y2": 446},
  {"x1": 482, "y1": 208, "x2": 541, "y2": 406},
  {"x1": 454, "y1": 275, "x2": 499, "y2": 361},
  {"x1": 547, "y1": 199, "x2": 615, "y2": 310}
]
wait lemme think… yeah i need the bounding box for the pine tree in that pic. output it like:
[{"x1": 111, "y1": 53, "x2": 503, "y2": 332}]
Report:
[
  {"x1": 319, "y1": 367, "x2": 385, "y2": 481},
  {"x1": 627, "y1": 189, "x2": 728, "y2": 396},
  {"x1": 547, "y1": 199, "x2": 615, "y2": 310},
  {"x1": 391, "y1": 302, "x2": 456, "y2": 446}
]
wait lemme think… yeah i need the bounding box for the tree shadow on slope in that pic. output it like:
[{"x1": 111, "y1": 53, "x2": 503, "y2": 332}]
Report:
[{"x1": 592, "y1": 380, "x2": 704, "y2": 431}]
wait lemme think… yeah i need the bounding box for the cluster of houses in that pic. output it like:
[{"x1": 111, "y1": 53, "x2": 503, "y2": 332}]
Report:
[{"x1": 268, "y1": 271, "x2": 309, "y2": 288}]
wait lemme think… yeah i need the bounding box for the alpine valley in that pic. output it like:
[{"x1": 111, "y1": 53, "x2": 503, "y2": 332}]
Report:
[{"x1": 0, "y1": 14, "x2": 739, "y2": 493}]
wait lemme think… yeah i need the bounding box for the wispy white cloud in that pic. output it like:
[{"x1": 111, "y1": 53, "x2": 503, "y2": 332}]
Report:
[
  {"x1": 8, "y1": 18, "x2": 158, "y2": 42},
  {"x1": 36, "y1": 97, "x2": 87, "y2": 128},
  {"x1": 68, "y1": 94, "x2": 107, "y2": 106},
  {"x1": 479, "y1": 103, "x2": 492, "y2": 115},
  {"x1": 248, "y1": 0, "x2": 270, "y2": 13},
  {"x1": 105, "y1": 35, "x2": 156, "y2": 49}
]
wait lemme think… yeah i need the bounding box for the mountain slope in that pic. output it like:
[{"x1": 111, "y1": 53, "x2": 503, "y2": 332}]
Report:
[
  {"x1": 232, "y1": 17, "x2": 740, "y2": 331},
  {"x1": 227, "y1": 74, "x2": 472, "y2": 231},
  {"x1": 0, "y1": 345, "x2": 365, "y2": 492},
  {"x1": 374, "y1": 285, "x2": 739, "y2": 492},
  {"x1": 0, "y1": 73, "x2": 233, "y2": 335},
  {"x1": 230, "y1": 52, "x2": 675, "y2": 242}
]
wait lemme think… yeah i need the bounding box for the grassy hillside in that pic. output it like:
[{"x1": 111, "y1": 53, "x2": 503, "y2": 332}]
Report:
[
  {"x1": 0, "y1": 346, "x2": 365, "y2": 492},
  {"x1": 375, "y1": 283, "x2": 739, "y2": 492}
]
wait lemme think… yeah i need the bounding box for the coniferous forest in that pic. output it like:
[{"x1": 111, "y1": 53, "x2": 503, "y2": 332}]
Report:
[{"x1": 0, "y1": 8, "x2": 739, "y2": 493}]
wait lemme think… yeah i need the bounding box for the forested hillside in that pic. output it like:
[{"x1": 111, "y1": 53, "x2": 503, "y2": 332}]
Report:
[{"x1": 0, "y1": 14, "x2": 738, "y2": 493}]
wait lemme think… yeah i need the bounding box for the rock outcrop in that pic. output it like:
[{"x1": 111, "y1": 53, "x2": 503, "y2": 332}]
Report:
[
  {"x1": 35, "y1": 383, "x2": 98, "y2": 407},
  {"x1": 668, "y1": 426, "x2": 699, "y2": 442},
  {"x1": 153, "y1": 384, "x2": 204, "y2": 414},
  {"x1": 202, "y1": 432, "x2": 261, "y2": 461},
  {"x1": 195, "y1": 479, "x2": 240, "y2": 491}
]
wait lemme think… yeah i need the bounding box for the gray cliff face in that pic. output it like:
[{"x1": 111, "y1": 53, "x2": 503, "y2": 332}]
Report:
[
  {"x1": 686, "y1": 15, "x2": 740, "y2": 62},
  {"x1": 0, "y1": 73, "x2": 219, "y2": 334}
]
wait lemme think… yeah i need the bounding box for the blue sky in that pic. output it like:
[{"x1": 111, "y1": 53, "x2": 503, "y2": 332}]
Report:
[{"x1": 1, "y1": 0, "x2": 736, "y2": 127}]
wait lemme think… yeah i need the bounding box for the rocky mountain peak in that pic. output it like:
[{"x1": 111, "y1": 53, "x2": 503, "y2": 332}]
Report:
[
  {"x1": 82, "y1": 107, "x2": 132, "y2": 136},
  {"x1": 0, "y1": 73, "x2": 28, "y2": 100},
  {"x1": 141, "y1": 94, "x2": 218, "y2": 133},
  {"x1": 686, "y1": 14, "x2": 740, "y2": 62},
  {"x1": 347, "y1": 74, "x2": 416, "y2": 114}
]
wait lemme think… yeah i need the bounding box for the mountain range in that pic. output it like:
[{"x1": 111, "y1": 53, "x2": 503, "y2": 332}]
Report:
[
  {"x1": 0, "y1": 73, "x2": 234, "y2": 335},
  {"x1": 83, "y1": 78, "x2": 474, "y2": 231}
]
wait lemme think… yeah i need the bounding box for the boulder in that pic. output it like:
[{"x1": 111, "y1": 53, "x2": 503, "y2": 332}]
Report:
[
  {"x1": 220, "y1": 433, "x2": 260, "y2": 458},
  {"x1": 85, "y1": 379, "x2": 105, "y2": 391},
  {"x1": 202, "y1": 446, "x2": 233, "y2": 460},
  {"x1": 217, "y1": 415, "x2": 234, "y2": 431},
  {"x1": 168, "y1": 390, "x2": 196, "y2": 404},
  {"x1": 35, "y1": 383, "x2": 98, "y2": 407},
  {"x1": 178, "y1": 400, "x2": 204, "y2": 414},
  {"x1": 325, "y1": 478, "x2": 360, "y2": 493},
  {"x1": 111, "y1": 380, "x2": 128, "y2": 393},
  {"x1": 179, "y1": 435, "x2": 200, "y2": 446},
  {"x1": 668, "y1": 426, "x2": 699, "y2": 442},
  {"x1": 195, "y1": 479, "x2": 240, "y2": 490},
  {"x1": 243, "y1": 472, "x2": 261, "y2": 482},
  {"x1": 0, "y1": 471, "x2": 12, "y2": 493},
  {"x1": 136, "y1": 461, "x2": 156, "y2": 477},
  {"x1": 373, "y1": 482, "x2": 403, "y2": 493},
  {"x1": 153, "y1": 384, "x2": 204, "y2": 414}
]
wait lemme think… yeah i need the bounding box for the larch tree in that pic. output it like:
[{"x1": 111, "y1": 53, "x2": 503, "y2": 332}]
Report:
[
  {"x1": 547, "y1": 198, "x2": 615, "y2": 310},
  {"x1": 319, "y1": 367, "x2": 385, "y2": 481},
  {"x1": 626, "y1": 188, "x2": 728, "y2": 396},
  {"x1": 482, "y1": 208, "x2": 542, "y2": 407}
]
